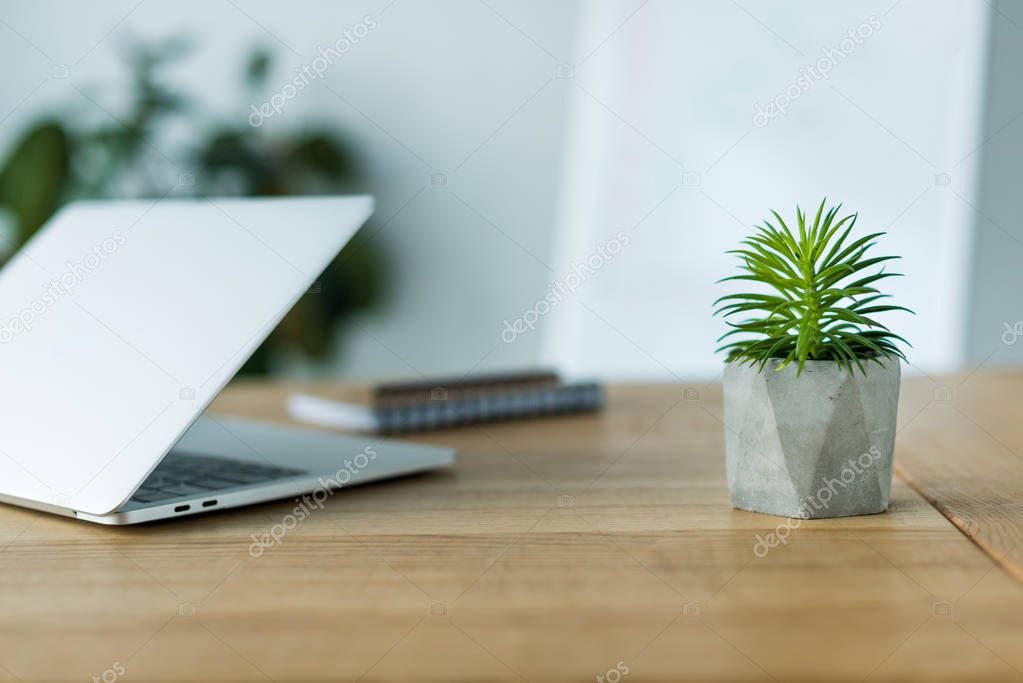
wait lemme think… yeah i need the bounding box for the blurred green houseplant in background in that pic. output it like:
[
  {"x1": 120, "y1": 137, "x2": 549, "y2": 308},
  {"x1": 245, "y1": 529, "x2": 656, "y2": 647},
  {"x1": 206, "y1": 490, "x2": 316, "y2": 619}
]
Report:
[{"x1": 0, "y1": 37, "x2": 386, "y2": 375}]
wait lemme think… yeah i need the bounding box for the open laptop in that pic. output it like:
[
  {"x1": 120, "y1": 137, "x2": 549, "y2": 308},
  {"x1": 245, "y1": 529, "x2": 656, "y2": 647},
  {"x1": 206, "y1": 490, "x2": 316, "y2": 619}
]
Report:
[{"x1": 0, "y1": 196, "x2": 453, "y2": 525}]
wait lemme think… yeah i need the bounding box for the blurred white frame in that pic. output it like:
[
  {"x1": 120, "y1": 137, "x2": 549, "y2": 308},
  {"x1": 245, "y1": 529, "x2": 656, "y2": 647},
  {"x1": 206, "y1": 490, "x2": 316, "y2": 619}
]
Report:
[{"x1": 544, "y1": 0, "x2": 990, "y2": 380}]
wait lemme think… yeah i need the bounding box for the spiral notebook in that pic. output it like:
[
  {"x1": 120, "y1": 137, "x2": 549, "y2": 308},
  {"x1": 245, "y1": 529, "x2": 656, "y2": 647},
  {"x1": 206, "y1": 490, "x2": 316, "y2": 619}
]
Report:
[{"x1": 288, "y1": 370, "x2": 604, "y2": 434}]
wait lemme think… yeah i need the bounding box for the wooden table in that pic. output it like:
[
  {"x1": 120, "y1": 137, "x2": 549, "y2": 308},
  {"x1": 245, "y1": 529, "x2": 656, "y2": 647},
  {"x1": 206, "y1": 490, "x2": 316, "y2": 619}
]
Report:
[{"x1": 1, "y1": 375, "x2": 1022, "y2": 682}]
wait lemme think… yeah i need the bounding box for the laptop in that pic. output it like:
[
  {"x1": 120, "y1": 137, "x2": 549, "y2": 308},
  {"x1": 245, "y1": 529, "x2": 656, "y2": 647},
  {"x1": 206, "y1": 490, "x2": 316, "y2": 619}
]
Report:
[{"x1": 0, "y1": 195, "x2": 454, "y2": 525}]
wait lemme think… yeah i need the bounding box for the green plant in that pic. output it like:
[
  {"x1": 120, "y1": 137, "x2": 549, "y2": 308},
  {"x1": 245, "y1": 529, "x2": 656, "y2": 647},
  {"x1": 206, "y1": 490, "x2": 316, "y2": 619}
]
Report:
[
  {"x1": 715, "y1": 199, "x2": 911, "y2": 375},
  {"x1": 0, "y1": 37, "x2": 386, "y2": 376}
]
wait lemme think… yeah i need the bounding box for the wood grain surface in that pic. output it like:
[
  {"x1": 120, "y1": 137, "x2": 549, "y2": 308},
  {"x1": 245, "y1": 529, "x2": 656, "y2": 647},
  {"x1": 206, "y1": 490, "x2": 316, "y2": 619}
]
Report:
[
  {"x1": 895, "y1": 370, "x2": 1023, "y2": 583},
  {"x1": 0, "y1": 380, "x2": 1019, "y2": 682}
]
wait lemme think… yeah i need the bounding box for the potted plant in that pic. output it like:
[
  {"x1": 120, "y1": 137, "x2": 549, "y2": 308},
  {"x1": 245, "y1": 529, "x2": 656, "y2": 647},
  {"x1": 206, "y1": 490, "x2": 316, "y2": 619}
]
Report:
[{"x1": 715, "y1": 200, "x2": 911, "y2": 519}]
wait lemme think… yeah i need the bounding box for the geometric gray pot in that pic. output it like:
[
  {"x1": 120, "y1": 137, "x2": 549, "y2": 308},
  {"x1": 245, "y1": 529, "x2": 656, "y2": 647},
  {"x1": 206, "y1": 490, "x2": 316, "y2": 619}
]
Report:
[{"x1": 723, "y1": 358, "x2": 900, "y2": 519}]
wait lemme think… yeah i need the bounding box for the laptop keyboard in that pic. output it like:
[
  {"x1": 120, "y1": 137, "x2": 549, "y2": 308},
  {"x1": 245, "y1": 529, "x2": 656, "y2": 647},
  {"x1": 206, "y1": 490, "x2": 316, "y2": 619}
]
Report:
[{"x1": 129, "y1": 453, "x2": 307, "y2": 504}]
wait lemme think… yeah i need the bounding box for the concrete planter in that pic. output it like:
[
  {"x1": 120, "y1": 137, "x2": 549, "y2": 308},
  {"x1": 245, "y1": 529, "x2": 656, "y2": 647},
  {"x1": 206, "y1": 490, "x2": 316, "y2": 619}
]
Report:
[{"x1": 723, "y1": 358, "x2": 900, "y2": 519}]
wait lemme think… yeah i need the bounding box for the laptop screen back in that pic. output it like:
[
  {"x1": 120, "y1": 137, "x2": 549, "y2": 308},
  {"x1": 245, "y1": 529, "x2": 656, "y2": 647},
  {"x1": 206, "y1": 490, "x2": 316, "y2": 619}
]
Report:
[{"x1": 0, "y1": 196, "x2": 372, "y2": 514}]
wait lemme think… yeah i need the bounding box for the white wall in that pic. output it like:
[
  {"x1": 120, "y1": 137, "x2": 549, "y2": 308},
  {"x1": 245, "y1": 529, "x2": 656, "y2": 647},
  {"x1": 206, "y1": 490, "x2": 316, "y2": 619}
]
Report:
[
  {"x1": 965, "y1": 0, "x2": 1023, "y2": 368},
  {"x1": 0, "y1": 0, "x2": 581, "y2": 380},
  {"x1": 0, "y1": 1, "x2": 998, "y2": 381}
]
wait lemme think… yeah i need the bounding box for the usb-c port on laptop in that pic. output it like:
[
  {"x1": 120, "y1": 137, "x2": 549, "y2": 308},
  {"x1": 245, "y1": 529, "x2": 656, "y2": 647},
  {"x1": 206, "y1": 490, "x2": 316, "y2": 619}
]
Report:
[
  {"x1": 174, "y1": 504, "x2": 190, "y2": 512},
  {"x1": 202, "y1": 499, "x2": 217, "y2": 508}
]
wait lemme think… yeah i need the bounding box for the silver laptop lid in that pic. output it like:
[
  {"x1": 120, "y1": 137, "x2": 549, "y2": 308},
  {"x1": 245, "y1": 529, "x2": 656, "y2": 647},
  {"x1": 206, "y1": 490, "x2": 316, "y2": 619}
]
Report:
[{"x1": 0, "y1": 195, "x2": 373, "y2": 514}]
